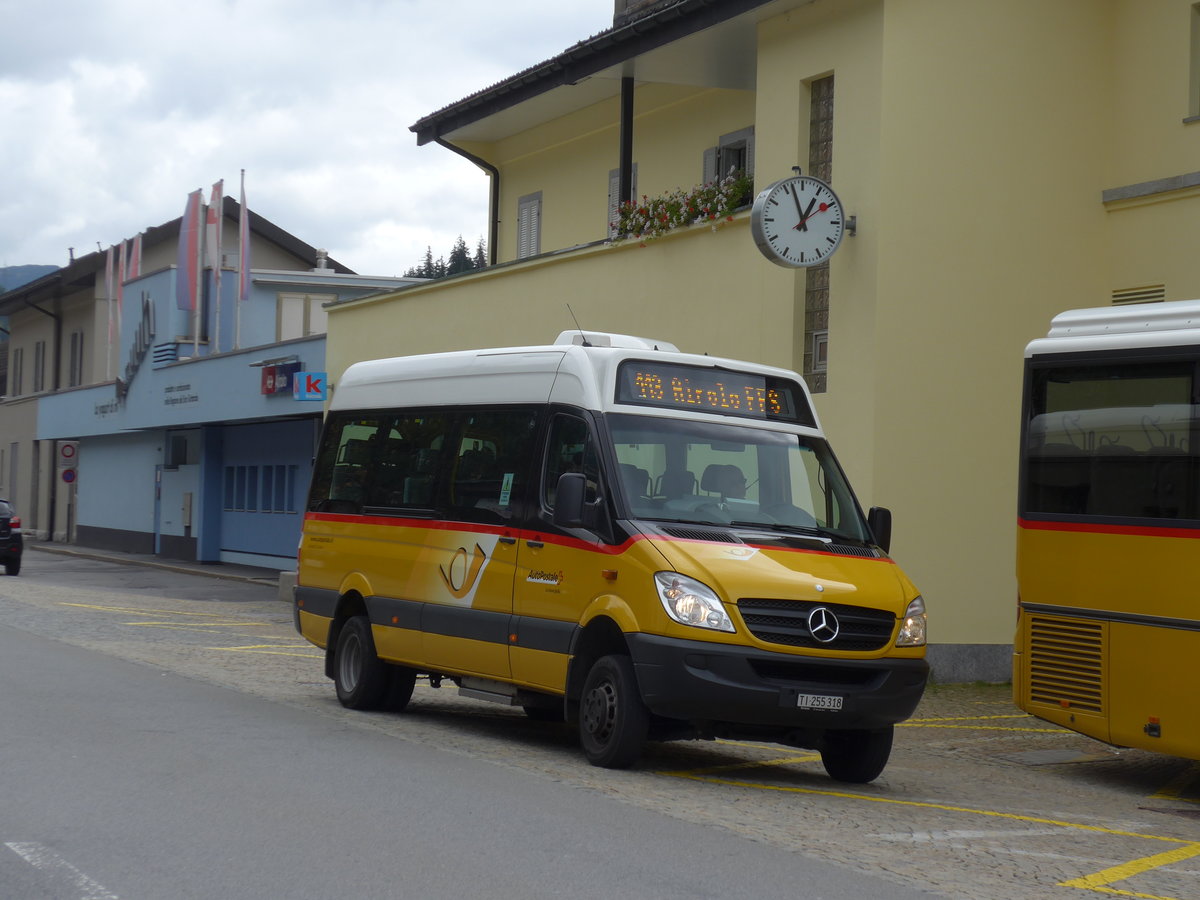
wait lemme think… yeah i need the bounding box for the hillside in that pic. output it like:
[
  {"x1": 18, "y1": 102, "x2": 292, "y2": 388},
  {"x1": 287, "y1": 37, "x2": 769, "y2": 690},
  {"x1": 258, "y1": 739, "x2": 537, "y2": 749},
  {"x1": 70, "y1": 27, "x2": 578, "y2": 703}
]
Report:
[{"x1": 0, "y1": 264, "x2": 59, "y2": 293}]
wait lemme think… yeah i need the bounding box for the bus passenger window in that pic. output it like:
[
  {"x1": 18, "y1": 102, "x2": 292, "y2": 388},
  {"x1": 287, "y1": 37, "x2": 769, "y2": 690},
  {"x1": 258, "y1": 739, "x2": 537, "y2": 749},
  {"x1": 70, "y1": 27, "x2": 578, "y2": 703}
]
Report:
[{"x1": 447, "y1": 409, "x2": 537, "y2": 524}]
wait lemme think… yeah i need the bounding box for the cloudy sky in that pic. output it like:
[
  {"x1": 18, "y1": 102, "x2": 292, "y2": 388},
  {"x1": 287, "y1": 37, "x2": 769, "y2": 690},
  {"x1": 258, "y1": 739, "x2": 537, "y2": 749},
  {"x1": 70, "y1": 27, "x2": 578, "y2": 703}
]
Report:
[{"x1": 0, "y1": 0, "x2": 616, "y2": 275}]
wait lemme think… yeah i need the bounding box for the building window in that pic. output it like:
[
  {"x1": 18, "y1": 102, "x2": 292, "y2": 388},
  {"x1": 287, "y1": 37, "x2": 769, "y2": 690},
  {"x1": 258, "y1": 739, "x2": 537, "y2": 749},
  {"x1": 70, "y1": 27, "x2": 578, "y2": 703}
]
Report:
[
  {"x1": 68, "y1": 330, "x2": 85, "y2": 387},
  {"x1": 703, "y1": 126, "x2": 755, "y2": 184},
  {"x1": 804, "y1": 75, "x2": 834, "y2": 394},
  {"x1": 276, "y1": 293, "x2": 333, "y2": 342},
  {"x1": 1191, "y1": 3, "x2": 1200, "y2": 118},
  {"x1": 517, "y1": 192, "x2": 542, "y2": 259},
  {"x1": 32, "y1": 341, "x2": 46, "y2": 393},
  {"x1": 608, "y1": 165, "x2": 638, "y2": 238},
  {"x1": 10, "y1": 347, "x2": 23, "y2": 396}
]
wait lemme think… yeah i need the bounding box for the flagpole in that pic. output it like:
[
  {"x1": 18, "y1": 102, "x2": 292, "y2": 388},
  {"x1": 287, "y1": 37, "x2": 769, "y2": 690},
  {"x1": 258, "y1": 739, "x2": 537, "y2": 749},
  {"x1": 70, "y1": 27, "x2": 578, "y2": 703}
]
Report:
[{"x1": 236, "y1": 169, "x2": 248, "y2": 350}]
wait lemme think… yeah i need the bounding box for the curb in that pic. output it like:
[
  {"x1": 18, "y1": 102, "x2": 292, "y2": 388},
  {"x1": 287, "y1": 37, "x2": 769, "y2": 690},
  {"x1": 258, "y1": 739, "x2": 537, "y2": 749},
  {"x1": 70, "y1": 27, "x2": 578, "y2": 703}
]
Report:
[{"x1": 29, "y1": 542, "x2": 283, "y2": 589}]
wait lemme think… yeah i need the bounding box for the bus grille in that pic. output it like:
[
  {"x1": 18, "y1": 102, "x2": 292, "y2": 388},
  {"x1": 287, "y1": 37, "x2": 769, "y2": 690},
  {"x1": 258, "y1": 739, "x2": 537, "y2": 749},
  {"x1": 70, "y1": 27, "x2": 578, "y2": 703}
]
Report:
[
  {"x1": 737, "y1": 598, "x2": 894, "y2": 651},
  {"x1": 1027, "y1": 616, "x2": 1104, "y2": 713}
]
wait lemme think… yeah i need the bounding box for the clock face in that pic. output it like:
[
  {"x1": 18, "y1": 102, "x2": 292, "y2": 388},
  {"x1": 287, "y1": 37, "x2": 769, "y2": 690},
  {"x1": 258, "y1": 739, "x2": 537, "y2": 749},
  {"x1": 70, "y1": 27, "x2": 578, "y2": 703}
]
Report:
[{"x1": 750, "y1": 175, "x2": 846, "y2": 268}]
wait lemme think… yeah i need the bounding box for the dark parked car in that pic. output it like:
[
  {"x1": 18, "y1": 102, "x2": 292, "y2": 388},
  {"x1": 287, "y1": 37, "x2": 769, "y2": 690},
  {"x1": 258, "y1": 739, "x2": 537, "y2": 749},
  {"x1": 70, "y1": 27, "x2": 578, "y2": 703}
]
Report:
[{"x1": 1, "y1": 499, "x2": 22, "y2": 576}]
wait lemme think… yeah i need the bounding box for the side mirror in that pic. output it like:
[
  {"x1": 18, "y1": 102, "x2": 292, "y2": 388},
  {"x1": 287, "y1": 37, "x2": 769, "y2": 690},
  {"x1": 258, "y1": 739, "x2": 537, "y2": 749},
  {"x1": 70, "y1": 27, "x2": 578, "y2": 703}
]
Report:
[
  {"x1": 553, "y1": 473, "x2": 587, "y2": 528},
  {"x1": 867, "y1": 506, "x2": 892, "y2": 554}
]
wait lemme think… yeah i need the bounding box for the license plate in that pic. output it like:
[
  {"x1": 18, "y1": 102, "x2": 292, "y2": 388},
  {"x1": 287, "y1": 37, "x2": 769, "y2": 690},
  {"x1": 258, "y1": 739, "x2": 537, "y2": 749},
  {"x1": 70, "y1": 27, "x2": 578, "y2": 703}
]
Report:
[{"x1": 797, "y1": 693, "x2": 843, "y2": 711}]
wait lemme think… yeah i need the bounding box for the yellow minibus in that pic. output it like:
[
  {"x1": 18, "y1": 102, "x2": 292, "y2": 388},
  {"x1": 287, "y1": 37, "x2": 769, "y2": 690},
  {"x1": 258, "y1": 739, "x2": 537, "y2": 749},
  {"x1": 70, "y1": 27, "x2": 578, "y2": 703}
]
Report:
[
  {"x1": 294, "y1": 332, "x2": 928, "y2": 781},
  {"x1": 1015, "y1": 301, "x2": 1200, "y2": 760}
]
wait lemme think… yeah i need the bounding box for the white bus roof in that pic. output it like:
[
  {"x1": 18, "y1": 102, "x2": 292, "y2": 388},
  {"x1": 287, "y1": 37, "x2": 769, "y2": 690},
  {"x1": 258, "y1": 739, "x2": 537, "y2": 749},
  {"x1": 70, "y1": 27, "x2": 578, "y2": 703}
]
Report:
[
  {"x1": 1026, "y1": 299, "x2": 1200, "y2": 357},
  {"x1": 331, "y1": 331, "x2": 821, "y2": 432}
]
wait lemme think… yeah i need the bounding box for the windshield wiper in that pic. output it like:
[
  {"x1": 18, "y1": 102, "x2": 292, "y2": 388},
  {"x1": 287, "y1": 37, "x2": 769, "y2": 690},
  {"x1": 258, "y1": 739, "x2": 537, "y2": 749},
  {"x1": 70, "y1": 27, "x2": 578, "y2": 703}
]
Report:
[{"x1": 728, "y1": 521, "x2": 844, "y2": 541}]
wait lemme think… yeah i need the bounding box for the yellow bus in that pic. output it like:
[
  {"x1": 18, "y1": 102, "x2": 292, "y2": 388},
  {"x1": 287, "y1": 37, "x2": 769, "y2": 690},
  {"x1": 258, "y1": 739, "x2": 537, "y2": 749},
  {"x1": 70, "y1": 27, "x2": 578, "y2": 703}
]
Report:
[
  {"x1": 1015, "y1": 301, "x2": 1200, "y2": 760},
  {"x1": 294, "y1": 331, "x2": 928, "y2": 781}
]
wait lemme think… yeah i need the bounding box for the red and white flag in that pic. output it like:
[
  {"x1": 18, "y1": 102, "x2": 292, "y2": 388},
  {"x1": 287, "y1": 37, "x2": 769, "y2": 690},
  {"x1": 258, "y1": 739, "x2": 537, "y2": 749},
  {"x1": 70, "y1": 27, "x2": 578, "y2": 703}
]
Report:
[
  {"x1": 237, "y1": 169, "x2": 251, "y2": 303},
  {"x1": 207, "y1": 180, "x2": 224, "y2": 349},
  {"x1": 128, "y1": 232, "x2": 143, "y2": 280},
  {"x1": 176, "y1": 189, "x2": 203, "y2": 311}
]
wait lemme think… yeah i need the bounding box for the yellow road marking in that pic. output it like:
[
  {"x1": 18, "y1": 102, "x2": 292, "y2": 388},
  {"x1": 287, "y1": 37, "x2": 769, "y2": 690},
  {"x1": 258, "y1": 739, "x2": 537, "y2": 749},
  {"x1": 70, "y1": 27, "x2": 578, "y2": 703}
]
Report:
[
  {"x1": 1149, "y1": 763, "x2": 1200, "y2": 805},
  {"x1": 205, "y1": 646, "x2": 322, "y2": 658},
  {"x1": 907, "y1": 714, "x2": 1035, "y2": 722},
  {"x1": 61, "y1": 602, "x2": 236, "y2": 619},
  {"x1": 1059, "y1": 843, "x2": 1200, "y2": 897},
  {"x1": 657, "y1": 759, "x2": 1199, "y2": 899},
  {"x1": 900, "y1": 723, "x2": 1067, "y2": 733}
]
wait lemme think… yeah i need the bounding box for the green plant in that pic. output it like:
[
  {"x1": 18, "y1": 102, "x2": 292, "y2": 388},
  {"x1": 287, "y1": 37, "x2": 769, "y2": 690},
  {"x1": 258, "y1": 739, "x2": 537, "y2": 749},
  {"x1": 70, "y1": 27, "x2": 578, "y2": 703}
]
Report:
[{"x1": 613, "y1": 170, "x2": 754, "y2": 242}]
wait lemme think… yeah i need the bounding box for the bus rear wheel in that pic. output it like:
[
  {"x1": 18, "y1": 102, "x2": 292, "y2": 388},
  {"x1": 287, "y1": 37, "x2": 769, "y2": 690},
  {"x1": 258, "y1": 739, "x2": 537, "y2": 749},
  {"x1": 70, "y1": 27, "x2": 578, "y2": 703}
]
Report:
[
  {"x1": 578, "y1": 655, "x2": 648, "y2": 769},
  {"x1": 820, "y1": 725, "x2": 893, "y2": 783}
]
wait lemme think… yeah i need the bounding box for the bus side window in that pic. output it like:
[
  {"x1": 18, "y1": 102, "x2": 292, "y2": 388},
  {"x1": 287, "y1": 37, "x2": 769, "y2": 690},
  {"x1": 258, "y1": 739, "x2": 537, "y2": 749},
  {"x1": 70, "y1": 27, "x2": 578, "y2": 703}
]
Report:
[
  {"x1": 543, "y1": 414, "x2": 600, "y2": 510},
  {"x1": 448, "y1": 409, "x2": 538, "y2": 524},
  {"x1": 366, "y1": 413, "x2": 450, "y2": 511},
  {"x1": 309, "y1": 415, "x2": 389, "y2": 514}
]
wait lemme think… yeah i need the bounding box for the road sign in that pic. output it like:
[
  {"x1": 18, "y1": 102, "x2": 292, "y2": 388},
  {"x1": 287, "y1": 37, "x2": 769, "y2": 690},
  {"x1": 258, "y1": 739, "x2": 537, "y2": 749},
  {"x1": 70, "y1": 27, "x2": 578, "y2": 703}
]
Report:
[
  {"x1": 294, "y1": 371, "x2": 327, "y2": 402},
  {"x1": 62, "y1": 468, "x2": 77, "y2": 484},
  {"x1": 58, "y1": 441, "x2": 79, "y2": 467}
]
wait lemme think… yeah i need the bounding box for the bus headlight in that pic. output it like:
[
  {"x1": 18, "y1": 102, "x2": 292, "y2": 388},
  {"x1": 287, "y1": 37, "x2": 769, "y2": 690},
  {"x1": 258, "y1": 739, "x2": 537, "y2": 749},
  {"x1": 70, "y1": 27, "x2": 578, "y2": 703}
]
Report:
[
  {"x1": 896, "y1": 596, "x2": 927, "y2": 647},
  {"x1": 654, "y1": 572, "x2": 735, "y2": 633}
]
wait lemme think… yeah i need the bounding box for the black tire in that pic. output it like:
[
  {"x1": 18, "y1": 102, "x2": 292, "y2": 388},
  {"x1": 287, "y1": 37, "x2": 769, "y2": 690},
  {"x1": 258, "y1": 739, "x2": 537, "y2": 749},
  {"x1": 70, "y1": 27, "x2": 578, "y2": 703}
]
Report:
[
  {"x1": 333, "y1": 616, "x2": 392, "y2": 710},
  {"x1": 4, "y1": 558, "x2": 19, "y2": 576},
  {"x1": 383, "y1": 666, "x2": 417, "y2": 712},
  {"x1": 820, "y1": 725, "x2": 894, "y2": 784},
  {"x1": 578, "y1": 654, "x2": 649, "y2": 769}
]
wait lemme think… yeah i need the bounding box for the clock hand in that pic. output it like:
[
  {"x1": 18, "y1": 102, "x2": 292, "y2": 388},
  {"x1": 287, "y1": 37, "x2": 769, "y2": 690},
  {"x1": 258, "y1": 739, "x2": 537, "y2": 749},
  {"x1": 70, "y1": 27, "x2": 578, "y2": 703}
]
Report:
[
  {"x1": 794, "y1": 201, "x2": 830, "y2": 231},
  {"x1": 794, "y1": 196, "x2": 818, "y2": 231}
]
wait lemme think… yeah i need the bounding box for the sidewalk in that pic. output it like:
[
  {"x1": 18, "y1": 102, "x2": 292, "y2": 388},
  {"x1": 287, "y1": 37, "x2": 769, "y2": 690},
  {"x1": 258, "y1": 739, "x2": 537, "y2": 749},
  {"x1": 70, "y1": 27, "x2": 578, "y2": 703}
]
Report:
[{"x1": 29, "y1": 540, "x2": 289, "y2": 593}]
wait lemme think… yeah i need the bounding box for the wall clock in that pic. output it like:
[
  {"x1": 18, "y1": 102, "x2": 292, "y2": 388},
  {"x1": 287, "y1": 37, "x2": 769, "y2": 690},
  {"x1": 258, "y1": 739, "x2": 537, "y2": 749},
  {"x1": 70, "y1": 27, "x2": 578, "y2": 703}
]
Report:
[{"x1": 750, "y1": 174, "x2": 846, "y2": 268}]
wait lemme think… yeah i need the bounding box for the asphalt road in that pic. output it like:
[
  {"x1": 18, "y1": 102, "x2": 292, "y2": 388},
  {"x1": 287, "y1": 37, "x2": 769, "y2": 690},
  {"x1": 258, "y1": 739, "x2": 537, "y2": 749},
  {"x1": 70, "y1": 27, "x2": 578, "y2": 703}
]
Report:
[
  {"x1": 1, "y1": 550, "x2": 939, "y2": 900},
  {"x1": 3, "y1": 546, "x2": 1199, "y2": 900}
]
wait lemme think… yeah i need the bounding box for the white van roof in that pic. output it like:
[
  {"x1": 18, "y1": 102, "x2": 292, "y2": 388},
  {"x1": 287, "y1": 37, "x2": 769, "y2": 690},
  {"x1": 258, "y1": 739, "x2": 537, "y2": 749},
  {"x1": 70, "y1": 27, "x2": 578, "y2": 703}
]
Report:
[
  {"x1": 1026, "y1": 299, "x2": 1200, "y2": 357},
  {"x1": 330, "y1": 332, "x2": 820, "y2": 432}
]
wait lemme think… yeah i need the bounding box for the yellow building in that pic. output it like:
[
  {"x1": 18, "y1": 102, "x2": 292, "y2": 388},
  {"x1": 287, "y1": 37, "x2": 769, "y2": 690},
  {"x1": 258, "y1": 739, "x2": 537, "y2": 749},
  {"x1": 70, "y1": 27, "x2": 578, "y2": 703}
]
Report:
[{"x1": 323, "y1": 0, "x2": 1200, "y2": 681}]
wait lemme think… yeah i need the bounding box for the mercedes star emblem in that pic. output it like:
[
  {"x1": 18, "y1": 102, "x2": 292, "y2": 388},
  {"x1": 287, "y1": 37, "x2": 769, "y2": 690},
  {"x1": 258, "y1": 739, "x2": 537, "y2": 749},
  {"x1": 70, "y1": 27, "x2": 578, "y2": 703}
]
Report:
[{"x1": 807, "y1": 606, "x2": 840, "y2": 643}]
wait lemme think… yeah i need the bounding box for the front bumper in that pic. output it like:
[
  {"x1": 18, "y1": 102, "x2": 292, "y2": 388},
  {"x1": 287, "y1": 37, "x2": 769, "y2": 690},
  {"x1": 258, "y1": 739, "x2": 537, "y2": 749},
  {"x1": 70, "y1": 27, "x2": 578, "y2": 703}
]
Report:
[{"x1": 628, "y1": 632, "x2": 928, "y2": 732}]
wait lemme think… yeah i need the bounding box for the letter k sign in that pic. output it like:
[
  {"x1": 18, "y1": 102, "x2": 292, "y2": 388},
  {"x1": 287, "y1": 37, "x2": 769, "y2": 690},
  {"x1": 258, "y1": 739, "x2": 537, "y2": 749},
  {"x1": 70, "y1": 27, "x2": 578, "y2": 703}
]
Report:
[{"x1": 293, "y1": 371, "x2": 328, "y2": 401}]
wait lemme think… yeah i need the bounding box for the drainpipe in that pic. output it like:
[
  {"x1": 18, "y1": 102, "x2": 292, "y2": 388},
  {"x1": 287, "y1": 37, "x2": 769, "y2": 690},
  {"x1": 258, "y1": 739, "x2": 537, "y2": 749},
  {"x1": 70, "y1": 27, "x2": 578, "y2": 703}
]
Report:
[
  {"x1": 619, "y1": 76, "x2": 635, "y2": 207},
  {"x1": 435, "y1": 138, "x2": 500, "y2": 267}
]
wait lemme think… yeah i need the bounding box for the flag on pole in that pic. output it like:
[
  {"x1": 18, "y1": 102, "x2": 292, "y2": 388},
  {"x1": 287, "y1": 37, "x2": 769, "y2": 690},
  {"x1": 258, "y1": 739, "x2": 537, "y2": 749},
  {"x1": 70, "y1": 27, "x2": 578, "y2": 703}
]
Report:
[
  {"x1": 176, "y1": 189, "x2": 203, "y2": 311},
  {"x1": 237, "y1": 170, "x2": 251, "y2": 303},
  {"x1": 116, "y1": 239, "x2": 127, "y2": 338},
  {"x1": 128, "y1": 232, "x2": 143, "y2": 280},
  {"x1": 207, "y1": 180, "x2": 224, "y2": 351}
]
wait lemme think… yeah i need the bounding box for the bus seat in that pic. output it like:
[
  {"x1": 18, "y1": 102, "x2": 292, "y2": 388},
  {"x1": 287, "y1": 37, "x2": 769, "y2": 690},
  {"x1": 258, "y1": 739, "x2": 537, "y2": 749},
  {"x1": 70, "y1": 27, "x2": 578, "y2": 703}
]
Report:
[
  {"x1": 657, "y1": 468, "x2": 696, "y2": 499},
  {"x1": 619, "y1": 463, "x2": 650, "y2": 499},
  {"x1": 702, "y1": 464, "x2": 746, "y2": 499}
]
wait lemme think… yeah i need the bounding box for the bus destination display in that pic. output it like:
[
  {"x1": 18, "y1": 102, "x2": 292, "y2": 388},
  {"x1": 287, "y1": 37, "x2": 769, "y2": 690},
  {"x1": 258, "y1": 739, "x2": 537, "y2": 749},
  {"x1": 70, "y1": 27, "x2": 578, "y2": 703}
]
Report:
[{"x1": 615, "y1": 360, "x2": 813, "y2": 425}]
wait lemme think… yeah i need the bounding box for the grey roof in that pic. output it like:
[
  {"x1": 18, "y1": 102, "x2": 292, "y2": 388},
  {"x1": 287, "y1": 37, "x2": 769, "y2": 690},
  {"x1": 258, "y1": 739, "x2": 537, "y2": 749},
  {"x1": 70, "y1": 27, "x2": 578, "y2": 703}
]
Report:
[{"x1": 410, "y1": 0, "x2": 791, "y2": 146}]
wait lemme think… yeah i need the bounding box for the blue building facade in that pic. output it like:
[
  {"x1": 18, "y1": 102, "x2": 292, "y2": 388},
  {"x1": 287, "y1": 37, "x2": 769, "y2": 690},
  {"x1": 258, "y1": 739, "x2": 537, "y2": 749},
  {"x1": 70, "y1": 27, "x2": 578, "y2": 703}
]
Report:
[{"x1": 36, "y1": 254, "x2": 416, "y2": 570}]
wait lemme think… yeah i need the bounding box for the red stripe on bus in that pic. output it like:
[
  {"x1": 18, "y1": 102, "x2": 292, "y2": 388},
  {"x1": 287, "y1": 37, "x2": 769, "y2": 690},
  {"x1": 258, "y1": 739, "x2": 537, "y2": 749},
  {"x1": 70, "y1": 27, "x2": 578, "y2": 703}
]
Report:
[{"x1": 1018, "y1": 517, "x2": 1200, "y2": 540}]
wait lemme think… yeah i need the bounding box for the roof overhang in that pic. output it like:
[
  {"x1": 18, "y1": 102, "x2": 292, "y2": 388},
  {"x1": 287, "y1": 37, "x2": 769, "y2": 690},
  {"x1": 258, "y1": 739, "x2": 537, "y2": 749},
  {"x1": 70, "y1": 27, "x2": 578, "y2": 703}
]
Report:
[{"x1": 410, "y1": 0, "x2": 810, "y2": 146}]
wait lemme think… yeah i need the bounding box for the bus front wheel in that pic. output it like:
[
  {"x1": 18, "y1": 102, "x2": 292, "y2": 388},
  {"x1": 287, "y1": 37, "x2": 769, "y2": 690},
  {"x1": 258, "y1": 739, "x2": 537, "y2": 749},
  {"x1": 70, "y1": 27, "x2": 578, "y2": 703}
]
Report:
[
  {"x1": 334, "y1": 615, "x2": 393, "y2": 711},
  {"x1": 820, "y1": 725, "x2": 894, "y2": 783},
  {"x1": 578, "y1": 655, "x2": 649, "y2": 769}
]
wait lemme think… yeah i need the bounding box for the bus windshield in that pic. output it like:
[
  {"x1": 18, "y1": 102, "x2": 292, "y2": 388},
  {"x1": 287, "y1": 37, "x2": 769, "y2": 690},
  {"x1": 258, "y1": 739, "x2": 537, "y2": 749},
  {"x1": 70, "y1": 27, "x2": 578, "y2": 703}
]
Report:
[{"x1": 607, "y1": 413, "x2": 870, "y2": 542}]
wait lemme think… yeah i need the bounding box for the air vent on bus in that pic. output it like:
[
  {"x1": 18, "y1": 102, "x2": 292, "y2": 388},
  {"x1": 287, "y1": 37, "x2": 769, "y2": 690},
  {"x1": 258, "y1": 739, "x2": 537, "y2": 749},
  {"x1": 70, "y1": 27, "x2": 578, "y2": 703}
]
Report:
[
  {"x1": 1111, "y1": 285, "x2": 1165, "y2": 306},
  {"x1": 658, "y1": 526, "x2": 742, "y2": 544},
  {"x1": 1027, "y1": 616, "x2": 1104, "y2": 714}
]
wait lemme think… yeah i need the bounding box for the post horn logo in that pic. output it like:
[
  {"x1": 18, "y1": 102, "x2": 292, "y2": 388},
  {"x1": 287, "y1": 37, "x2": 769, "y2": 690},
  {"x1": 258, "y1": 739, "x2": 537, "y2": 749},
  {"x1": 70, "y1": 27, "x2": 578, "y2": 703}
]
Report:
[{"x1": 439, "y1": 544, "x2": 487, "y2": 599}]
